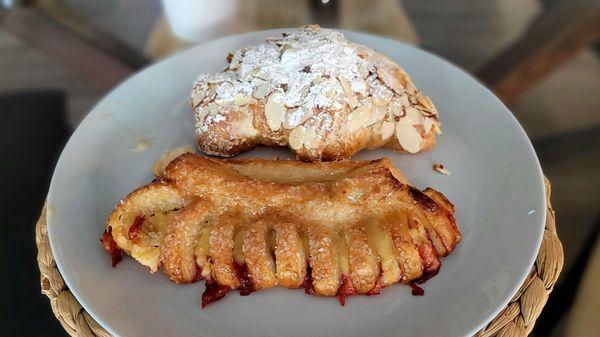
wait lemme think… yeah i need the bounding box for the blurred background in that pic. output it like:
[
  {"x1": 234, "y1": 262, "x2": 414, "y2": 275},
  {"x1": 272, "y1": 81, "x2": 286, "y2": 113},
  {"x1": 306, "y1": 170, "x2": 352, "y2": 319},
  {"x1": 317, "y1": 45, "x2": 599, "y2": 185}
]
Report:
[{"x1": 0, "y1": 0, "x2": 598, "y2": 336}]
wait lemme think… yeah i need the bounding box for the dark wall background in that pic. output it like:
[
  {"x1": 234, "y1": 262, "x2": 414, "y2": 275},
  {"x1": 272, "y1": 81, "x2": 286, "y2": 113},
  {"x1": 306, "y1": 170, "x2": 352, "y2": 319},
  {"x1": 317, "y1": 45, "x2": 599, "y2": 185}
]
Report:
[{"x1": 0, "y1": 90, "x2": 69, "y2": 336}]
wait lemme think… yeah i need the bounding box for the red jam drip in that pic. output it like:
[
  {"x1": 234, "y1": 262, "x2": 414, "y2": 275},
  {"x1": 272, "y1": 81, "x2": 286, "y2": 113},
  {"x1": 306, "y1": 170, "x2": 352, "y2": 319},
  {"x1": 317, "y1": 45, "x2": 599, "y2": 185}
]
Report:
[
  {"x1": 128, "y1": 215, "x2": 145, "y2": 241},
  {"x1": 409, "y1": 282, "x2": 425, "y2": 296},
  {"x1": 101, "y1": 228, "x2": 123, "y2": 267},
  {"x1": 336, "y1": 275, "x2": 356, "y2": 306},
  {"x1": 420, "y1": 267, "x2": 440, "y2": 282},
  {"x1": 301, "y1": 266, "x2": 316, "y2": 295},
  {"x1": 193, "y1": 264, "x2": 204, "y2": 282},
  {"x1": 234, "y1": 262, "x2": 255, "y2": 296},
  {"x1": 201, "y1": 279, "x2": 230, "y2": 308}
]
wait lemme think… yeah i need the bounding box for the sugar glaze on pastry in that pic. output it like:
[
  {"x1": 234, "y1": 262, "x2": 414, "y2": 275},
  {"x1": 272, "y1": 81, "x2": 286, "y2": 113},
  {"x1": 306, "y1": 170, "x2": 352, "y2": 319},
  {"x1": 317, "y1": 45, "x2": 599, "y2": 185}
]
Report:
[
  {"x1": 102, "y1": 150, "x2": 460, "y2": 307},
  {"x1": 191, "y1": 25, "x2": 441, "y2": 161}
]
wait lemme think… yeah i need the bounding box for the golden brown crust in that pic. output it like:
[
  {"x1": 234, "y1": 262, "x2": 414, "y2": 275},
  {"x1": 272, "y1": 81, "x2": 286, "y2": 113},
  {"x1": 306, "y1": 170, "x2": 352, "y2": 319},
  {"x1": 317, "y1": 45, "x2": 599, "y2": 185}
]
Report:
[
  {"x1": 388, "y1": 212, "x2": 424, "y2": 281},
  {"x1": 160, "y1": 199, "x2": 212, "y2": 283},
  {"x1": 104, "y1": 153, "x2": 460, "y2": 300},
  {"x1": 243, "y1": 220, "x2": 277, "y2": 290},
  {"x1": 306, "y1": 225, "x2": 341, "y2": 296},
  {"x1": 345, "y1": 225, "x2": 379, "y2": 294},
  {"x1": 209, "y1": 214, "x2": 240, "y2": 288},
  {"x1": 274, "y1": 222, "x2": 306, "y2": 288}
]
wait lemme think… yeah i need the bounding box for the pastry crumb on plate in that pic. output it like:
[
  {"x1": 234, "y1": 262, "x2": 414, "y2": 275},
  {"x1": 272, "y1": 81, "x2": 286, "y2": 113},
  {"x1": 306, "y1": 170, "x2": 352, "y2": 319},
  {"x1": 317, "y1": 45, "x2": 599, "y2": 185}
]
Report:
[{"x1": 433, "y1": 163, "x2": 450, "y2": 175}]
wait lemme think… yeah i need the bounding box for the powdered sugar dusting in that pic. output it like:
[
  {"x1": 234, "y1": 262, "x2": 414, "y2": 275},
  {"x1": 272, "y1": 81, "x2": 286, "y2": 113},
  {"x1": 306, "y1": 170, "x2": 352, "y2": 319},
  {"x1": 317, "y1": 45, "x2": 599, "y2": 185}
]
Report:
[
  {"x1": 207, "y1": 114, "x2": 225, "y2": 124},
  {"x1": 193, "y1": 26, "x2": 376, "y2": 135},
  {"x1": 213, "y1": 27, "x2": 369, "y2": 111}
]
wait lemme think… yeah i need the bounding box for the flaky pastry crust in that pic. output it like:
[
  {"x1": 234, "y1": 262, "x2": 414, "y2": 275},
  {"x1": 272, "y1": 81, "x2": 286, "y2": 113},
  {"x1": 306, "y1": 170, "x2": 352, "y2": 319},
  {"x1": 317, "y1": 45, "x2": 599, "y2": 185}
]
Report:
[{"x1": 103, "y1": 152, "x2": 460, "y2": 306}]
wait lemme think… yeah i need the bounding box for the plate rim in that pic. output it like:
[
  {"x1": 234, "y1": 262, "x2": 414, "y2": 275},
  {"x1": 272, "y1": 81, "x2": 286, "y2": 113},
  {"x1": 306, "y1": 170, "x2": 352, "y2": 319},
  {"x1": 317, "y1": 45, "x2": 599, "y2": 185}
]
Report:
[{"x1": 46, "y1": 28, "x2": 546, "y2": 337}]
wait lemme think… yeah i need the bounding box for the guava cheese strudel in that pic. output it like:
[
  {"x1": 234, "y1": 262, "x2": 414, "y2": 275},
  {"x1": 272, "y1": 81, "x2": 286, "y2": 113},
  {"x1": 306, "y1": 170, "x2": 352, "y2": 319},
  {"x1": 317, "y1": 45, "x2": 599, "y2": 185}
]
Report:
[{"x1": 102, "y1": 152, "x2": 460, "y2": 307}]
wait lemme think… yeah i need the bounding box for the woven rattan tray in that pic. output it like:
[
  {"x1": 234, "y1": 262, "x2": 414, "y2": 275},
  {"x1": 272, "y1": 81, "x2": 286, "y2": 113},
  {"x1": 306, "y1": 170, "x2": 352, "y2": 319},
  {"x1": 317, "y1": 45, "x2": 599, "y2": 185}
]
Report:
[{"x1": 35, "y1": 178, "x2": 563, "y2": 337}]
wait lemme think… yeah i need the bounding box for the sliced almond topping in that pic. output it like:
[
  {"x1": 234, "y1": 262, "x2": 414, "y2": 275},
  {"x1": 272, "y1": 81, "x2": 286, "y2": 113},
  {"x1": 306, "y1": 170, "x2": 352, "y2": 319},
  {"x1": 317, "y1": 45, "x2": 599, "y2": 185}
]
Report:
[
  {"x1": 398, "y1": 95, "x2": 410, "y2": 107},
  {"x1": 288, "y1": 125, "x2": 306, "y2": 150},
  {"x1": 284, "y1": 83, "x2": 311, "y2": 108},
  {"x1": 368, "y1": 103, "x2": 388, "y2": 125},
  {"x1": 433, "y1": 163, "x2": 451, "y2": 175},
  {"x1": 419, "y1": 109, "x2": 437, "y2": 118},
  {"x1": 353, "y1": 44, "x2": 369, "y2": 58},
  {"x1": 250, "y1": 68, "x2": 269, "y2": 81},
  {"x1": 354, "y1": 44, "x2": 372, "y2": 59},
  {"x1": 395, "y1": 123, "x2": 423, "y2": 153},
  {"x1": 206, "y1": 103, "x2": 220, "y2": 115},
  {"x1": 207, "y1": 91, "x2": 217, "y2": 104},
  {"x1": 389, "y1": 98, "x2": 406, "y2": 117},
  {"x1": 347, "y1": 95, "x2": 359, "y2": 108},
  {"x1": 338, "y1": 76, "x2": 352, "y2": 94},
  {"x1": 347, "y1": 103, "x2": 372, "y2": 133},
  {"x1": 427, "y1": 99, "x2": 438, "y2": 115},
  {"x1": 207, "y1": 79, "x2": 223, "y2": 85},
  {"x1": 300, "y1": 84, "x2": 312, "y2": 101},
  {"x1": 347, "y1": 96, "x2": 359, "y2": 108},
  {"x1": 324, "y1": 83, "x2": 339, "y2": 100},
  {"x1": 283, "y1": 107, "x2": 312, "y2": 129},
  {"x1": 338, "y1": 76, "x2": 359, "y2": 108},
  {"x1": 401, "y1": 106, "x2": 424, "y2": 126},
  {"x1": 253, "y1": 84, "x2": 272, "y2": 100},
  {"x1": 357, "y1": 62, "x2": 370, "y2": 79},
  {"x1": 392, "y1": 107, "x2": 406, "y2": 117},
  {"x1": 265, "y1": 92, "x2": 286, "y2": 131},
  {"x1": 233, "y1": 94, "x2": 251, "y2": 106},
  {"x1": 191, "y1": 82, "x2": 211, "y2": 108},
  {"x1": 350, "y1": 78, "x2": 367, "y2": 96},
  {"x1": 380, "y1": 121, "x2": 395, "y2": 141},
  {"x1": 237, "y1": 107, "x2": 259, "y2": 138},
  {"x1": 417, "y1": 95, "x2": 432, "y2": 111},
  {"x1": 229, "y1": 56, "x2": 240, "y2": 70},
  {"x1": 405, "y1": 82, "x2": 418, "y2": 95},
  {"x1": 398, "y1": 74, "x2": 409, "y2": 87},
  {"x1": 376, "y1": 67, "x2": 405, "y2": 94},
  {"x1": 416, "y1": 95, "x2": 438, "y2": 117},
  {"x1": 372, "y1": 96, "x2": 390, "y2": 106},
  {"x1": 195, "y1": 107, "x2": 210, "y2": 123},
  {"x1": 191, "y1": 90, "x2": 206, "y2": 108},
  {"x1": 280, "y1": 43, "x2": 292, "y2": 54},
  {"x1": 433, "y1": 121, "x2": 442, "y2": 135},
  {"x1": 303, "y1": 126, "x2": 320, "y2": 149},
  {"x1": 423, "y1": 117, "x2": 435, "y2": 134}
]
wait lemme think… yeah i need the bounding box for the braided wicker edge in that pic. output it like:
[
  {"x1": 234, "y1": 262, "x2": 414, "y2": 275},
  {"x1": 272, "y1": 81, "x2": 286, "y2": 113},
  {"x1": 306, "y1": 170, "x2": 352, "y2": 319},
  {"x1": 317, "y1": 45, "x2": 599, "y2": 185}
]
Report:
[{"x1": 35, "y1": 177, "x2": 563, "y2": 337}]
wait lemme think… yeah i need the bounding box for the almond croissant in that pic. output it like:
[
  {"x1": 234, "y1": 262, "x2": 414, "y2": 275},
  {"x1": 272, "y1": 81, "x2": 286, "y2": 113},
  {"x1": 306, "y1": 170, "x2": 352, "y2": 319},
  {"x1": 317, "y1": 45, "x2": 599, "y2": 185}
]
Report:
[{"x1": 191, "y1": 25, "x2": 441, "y2": 162}]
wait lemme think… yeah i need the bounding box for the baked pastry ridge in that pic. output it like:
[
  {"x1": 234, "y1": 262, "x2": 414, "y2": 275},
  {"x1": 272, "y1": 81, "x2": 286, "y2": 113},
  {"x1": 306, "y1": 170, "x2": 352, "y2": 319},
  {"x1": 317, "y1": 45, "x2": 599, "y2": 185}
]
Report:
[
  {"x1": 191, "y1": 25, "x2": 441, "y2": 161},
  {"x1": 103, "y1": 151, "x2": 460, "y2": 307}
]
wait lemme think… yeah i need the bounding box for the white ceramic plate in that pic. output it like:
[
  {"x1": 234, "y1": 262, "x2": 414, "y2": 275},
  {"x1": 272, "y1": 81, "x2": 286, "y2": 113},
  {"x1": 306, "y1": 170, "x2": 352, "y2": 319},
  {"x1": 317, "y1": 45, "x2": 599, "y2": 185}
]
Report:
[{"x1": 47, "y1": 29, "x2": 545, "y2": 337}]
